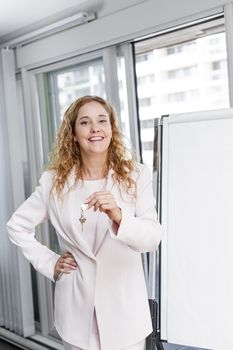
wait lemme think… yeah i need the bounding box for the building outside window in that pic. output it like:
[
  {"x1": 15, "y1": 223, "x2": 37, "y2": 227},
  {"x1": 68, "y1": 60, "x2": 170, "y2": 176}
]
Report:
[
  {"x1": 134, "y1": 19, "x2": 229, "y2": 166},
  {"x1": 52, "y1": 60, "x2": 106, "y2": 124}
]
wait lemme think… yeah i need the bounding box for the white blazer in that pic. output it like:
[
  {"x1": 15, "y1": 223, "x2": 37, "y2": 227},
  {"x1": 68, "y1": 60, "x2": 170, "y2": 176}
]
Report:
[{"x1": 7, "y1": 164, "x2": 163, "y2": 350}]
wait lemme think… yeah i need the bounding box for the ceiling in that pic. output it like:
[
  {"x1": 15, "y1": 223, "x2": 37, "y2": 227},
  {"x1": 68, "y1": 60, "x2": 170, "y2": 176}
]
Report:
[{"x1": 0, "y1": 0, "x2": 102, "y2": 44}]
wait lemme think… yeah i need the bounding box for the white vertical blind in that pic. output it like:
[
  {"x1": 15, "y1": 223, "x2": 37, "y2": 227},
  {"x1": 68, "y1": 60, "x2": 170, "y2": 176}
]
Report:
[{"x1": 0, "y1": 48, "x2": 35, "y2": 337}]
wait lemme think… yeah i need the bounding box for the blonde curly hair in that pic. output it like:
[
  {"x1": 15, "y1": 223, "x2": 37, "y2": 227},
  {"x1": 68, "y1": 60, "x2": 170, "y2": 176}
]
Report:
[{"x1": 46, "y1": 95, "x2": 139, "y2": 195}]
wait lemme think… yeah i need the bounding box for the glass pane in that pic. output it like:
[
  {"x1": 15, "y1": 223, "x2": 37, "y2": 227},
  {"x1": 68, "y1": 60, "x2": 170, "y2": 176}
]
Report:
[
  {"x1": 117, "y1": 56, "x2": 130, "y2": 136},
  {"x1": 117, "y1": 56, "x2": 132, "y2": 149},
  {"x1": 48, "y1": 59, "x2": 106, "y2": 139},
  {"x1": 134, "y1": 29, "x2": 230, "y2": 167}
]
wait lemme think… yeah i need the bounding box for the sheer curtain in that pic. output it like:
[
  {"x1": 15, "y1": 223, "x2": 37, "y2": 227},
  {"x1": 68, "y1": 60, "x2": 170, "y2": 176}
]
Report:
[{"x1": 0, "y1": 48, "x2": 35, "y2": 337}]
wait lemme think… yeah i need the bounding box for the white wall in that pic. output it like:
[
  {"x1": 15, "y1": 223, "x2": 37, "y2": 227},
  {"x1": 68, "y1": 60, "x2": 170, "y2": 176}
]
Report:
[
  {"x1": 16, "y1": 0, "x2": 232, "y2": 69},
  {"x1": 97, "y1": 0, "x2": 148, "y2": 17}
]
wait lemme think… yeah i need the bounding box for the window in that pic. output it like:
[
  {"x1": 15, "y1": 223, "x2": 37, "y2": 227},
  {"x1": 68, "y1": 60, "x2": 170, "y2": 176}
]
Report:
[
  {"x1": 167, "y1": 91, "x2": 186, "y2": 103},
  {"x1": 208, "y1": 35, "x2": 226, "y2": 54},
  {"x1": 136, "y1": 52, "x2": 153, "y2": 62},
  {"x1": 117, "y1": 55, "x2": 131, "y2": 139},
  {"x1": 140, "y1": 119, "x2": 155, "y2": 128},
  {"x1": 167, "y1": 66, "x2": 197, "y2": 79},
  {"x1": 134, "y1": 17, "x2": 229, "y2": 167},
  {"x1": 55, "y1": 62, "x2": 105, "y2": 119},
  {"x1": 139, "y1": 97, "x2": 155, "y2": 107},
  {"x1": 212, "y1": 60, "x2": 226, "y2": 71},
  {"x1": 137, "y1": 74, "x2": 155, "y2": 85},
  {"x1": 142, "y1": 141, "x2": 153, "y2": 150},
  {"x1": 47, "y1": 59, "x2": 106, "y2": 144},
  {"x1": 166, "y1": 41, "x2": 196, "y2": 55}
]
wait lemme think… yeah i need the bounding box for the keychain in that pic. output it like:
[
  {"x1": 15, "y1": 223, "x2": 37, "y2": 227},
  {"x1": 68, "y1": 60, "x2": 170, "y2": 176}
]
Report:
[{"x1": 79, "y1": 203, "x2": 88, "y2": 232}]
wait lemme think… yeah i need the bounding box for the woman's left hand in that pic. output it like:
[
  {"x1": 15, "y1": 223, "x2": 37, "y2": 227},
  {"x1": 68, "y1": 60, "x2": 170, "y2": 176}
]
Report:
[{"x1": 85, "y1": 191, "x2": 122, "y2": 225}]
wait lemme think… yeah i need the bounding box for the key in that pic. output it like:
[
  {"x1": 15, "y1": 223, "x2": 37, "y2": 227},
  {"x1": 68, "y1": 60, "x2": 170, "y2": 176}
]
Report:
[{"x1": 79, "y1": 205, "x2": 87, "y2": 232}]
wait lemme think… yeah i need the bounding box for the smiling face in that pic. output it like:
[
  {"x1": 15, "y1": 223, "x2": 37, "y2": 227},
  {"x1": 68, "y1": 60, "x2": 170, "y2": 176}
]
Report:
[{"x1": 73, "y1": 101, "x2": 112, "y2": 159}]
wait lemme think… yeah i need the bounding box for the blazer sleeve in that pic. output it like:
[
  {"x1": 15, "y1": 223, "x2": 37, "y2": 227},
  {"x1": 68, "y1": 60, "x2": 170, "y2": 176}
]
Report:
[
  {"x1": 6, "y1": 171, "x2": 60, "y2": 282},
  {"x1": 109, "y1": 165, "x2": 164, "y2": 252}
]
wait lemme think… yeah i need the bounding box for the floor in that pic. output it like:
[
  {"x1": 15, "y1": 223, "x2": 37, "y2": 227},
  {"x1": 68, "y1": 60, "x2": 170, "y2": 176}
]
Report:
[
  {"x1": 0, "y1": 338, "x2": 207, "y2": 350},
  {"x1": 163, "y1": 344, "x2": 205, "y2": 350}
]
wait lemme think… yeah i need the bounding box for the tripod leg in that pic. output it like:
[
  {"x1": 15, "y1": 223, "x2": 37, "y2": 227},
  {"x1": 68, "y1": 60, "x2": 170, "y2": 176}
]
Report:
[
  {"x1": 146, "y1": 333, "x2": 165, "y2": 350},
  {"x1": 146, "y1": 299, "x2": 165, "y2": 350},
  {"x1": 154, "y1": 337, "x2": 165, "y2": 350}
]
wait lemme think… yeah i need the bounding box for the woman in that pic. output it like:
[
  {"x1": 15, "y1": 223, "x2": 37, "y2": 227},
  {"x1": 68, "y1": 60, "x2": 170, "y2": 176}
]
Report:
[{"x1": 7, "y1": 96, "x2": 163, "y2": 350}]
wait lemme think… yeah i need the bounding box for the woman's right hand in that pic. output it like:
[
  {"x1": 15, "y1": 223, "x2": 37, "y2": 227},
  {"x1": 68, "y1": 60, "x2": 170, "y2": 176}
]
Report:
[{"x1": 54, "y1": 251, "x2": 78, "y2": 281}]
